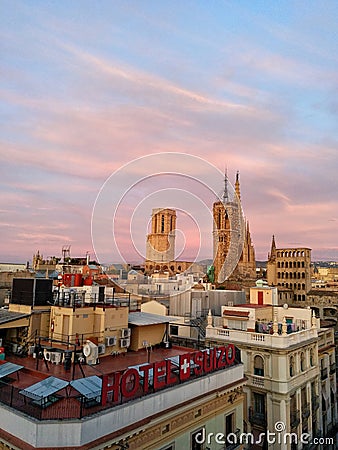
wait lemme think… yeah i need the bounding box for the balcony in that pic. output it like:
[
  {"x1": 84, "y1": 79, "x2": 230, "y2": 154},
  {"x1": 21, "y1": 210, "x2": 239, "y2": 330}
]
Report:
[
  {"x1": 225, "y1": 428, "x2": 241, "y2": 450},
  {"x1": 206, "y1": 326, "x2": 318, "y2": 349},
  {"x1": 321, "y1": 367, "x2": 328, "y2": 380},
  {"x1": 252, "y1": 376, "x2": 265, "y2": 388},
  {"x1": 249, "y1": 407, "x2": 267, "y2": 428},
  {"x1": 330, "y1": 363, "x2": 336, "y2": 375},
  {"x1": 302, "y1": 402, "x2": 310, "y2": 420},
  {"x1": 311, "y1": 395, "x2": 319, "y2": 411},
  {"x1": 290, "y1": 409, "x2": 300, "y2": 429}
]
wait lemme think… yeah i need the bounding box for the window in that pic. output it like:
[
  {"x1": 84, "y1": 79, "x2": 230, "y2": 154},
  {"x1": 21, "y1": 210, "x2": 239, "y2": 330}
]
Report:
[
  {"x1": 300, "y1": 352, "x2": 305, "y2": 372},
  {"x1": 160, "y1": 445, "x2": 175, "y2": 450},
  {"x1": 254, "y1": 392, "x2": 265, "y2": 415},
  {"x1": 290, "y1": 356, "x2": 295, "y2": 377},
  {"x1": 310, "y1": 349, "x2": 314, "y2": 366},
  {"x1": 254, "y1": 355, "x2": 264, "y2": 376},
  {"x1": 225, "y1": 413, "x2": 235, "y2": 447},
  {"x1": 161, "y1": 215, "x2": 165, "y2": 233},
  {"x1": 191, "y1": 429, "x2": 204, "y2": 450}
]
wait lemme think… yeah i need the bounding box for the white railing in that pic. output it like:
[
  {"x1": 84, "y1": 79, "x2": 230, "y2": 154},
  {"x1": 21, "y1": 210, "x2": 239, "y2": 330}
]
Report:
[
  {"x1": 206, "y1": 327, "x2": 318, "y2": 349},
  {"x1": 252, "y1": 376, "x2": 265, "y2": 388}
]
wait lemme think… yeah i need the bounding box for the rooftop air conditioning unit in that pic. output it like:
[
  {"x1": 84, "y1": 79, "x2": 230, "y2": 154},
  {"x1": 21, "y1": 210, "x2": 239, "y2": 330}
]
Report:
[
  {"x1": 83, "y1": 341, "x2": 99, "y2": 365},
  {"x1": 105, "y1": 336, "x2": 116, "y2": 347},
  {"x1": 98, "y1": 343, "x2": 106, "y2": 355},
  {"x1": 120, "y1": 338, "x2": 130, "y2": 348},
  {"x1": 43, "y1": 349, "x2": 51, "y2": 361},
  {"x1": 121, "y1": 328, "x2": 131, "y2": 338}
]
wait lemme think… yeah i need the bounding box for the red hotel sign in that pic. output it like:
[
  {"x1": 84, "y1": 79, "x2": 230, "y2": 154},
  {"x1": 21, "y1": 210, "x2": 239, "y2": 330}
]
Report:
[{"x1": 101, "y1": 345, "x2": 236, "y2": 406}]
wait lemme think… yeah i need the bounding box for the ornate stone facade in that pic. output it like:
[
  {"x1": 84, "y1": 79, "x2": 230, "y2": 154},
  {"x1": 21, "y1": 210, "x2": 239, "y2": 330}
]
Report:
[
  {"x1": 145, "y1": 208, "x2": 192, "y2": 276},
  {"x1": 212, "y1": 172, "x2": 256, "y2": 285}
]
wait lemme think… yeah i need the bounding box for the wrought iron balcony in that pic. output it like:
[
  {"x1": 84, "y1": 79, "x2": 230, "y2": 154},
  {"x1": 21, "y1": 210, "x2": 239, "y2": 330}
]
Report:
[
  {"x1": 249, "y1": 407, "x2": 267, "y2": 428},
  {"x1": 290, "y1": 409, "x2": 300, "y2": 429},
  {"x1": 225, "y1": 428, "x2": 241, "y2": 449},
  {"x1": 302, "y1": 402, "x2": 310, "y2": 420},
  {"x1": 321, "y1": 367, "x2": 328, "y2": 380},
  {"x1": 311, "y1": 395, "x2": 319, "y2": 411}
]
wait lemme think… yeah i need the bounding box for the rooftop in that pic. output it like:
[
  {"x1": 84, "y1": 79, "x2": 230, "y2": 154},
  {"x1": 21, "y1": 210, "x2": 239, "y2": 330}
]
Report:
[
  {"x1": 0, "y1": 345, "x2": 202, "y2": 421},
  {"x1": 128, "y1": 311, "x2": 177, "y2": 326},
  {"x1": 0, "y1": 309, "x2": 30, "y2": 326}
]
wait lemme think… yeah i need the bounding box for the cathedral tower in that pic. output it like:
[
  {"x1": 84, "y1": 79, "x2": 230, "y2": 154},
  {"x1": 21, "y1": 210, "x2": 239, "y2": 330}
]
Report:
[
  {"x1": 146, "y1": 208, "x2": 176, "y2": 263},
  {"x1": 212, "y1": 172, "x2": 256, "y2": 284}
]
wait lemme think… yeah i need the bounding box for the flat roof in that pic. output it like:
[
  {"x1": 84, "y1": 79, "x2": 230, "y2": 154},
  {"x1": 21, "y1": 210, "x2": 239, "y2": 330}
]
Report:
[
  {"x1": 235, "y1": 304, "x2": 271, "y2": 309},
  {"x1": 128, "y1": 311, "x2": 177, "y2": 326},
  {"x1": 0, "y1": 309, "x2": 30, "y2": 325}
]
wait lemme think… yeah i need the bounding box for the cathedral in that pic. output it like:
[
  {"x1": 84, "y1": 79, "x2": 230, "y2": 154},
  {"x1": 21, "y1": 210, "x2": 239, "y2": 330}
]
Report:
[
  {"x1": 144, "y1": 173, "x2": 256, "y2": 284},
  {"x1": 144, "y1": 208, "x2": 191, "y2": 276},
  {"x1": 212, "y1": 172, "x2": 256, "y2": 286}
]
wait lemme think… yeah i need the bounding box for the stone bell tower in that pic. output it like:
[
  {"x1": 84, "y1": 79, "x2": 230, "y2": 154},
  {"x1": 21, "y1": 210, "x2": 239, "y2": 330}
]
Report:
[{"x1": 146, "y1": 208, "x2": 176, "y2": 263}]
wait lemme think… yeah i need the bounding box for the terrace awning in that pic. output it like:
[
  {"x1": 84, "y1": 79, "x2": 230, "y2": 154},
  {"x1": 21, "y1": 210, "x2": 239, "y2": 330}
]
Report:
[
  {"x1": 70, "y1": 376, "x2": 102, "y2": 400},
  {"x1": 0, "y1": 362, "x2": 24, "y2": 379},
  {"x1": 19, "y1": 376, "x2": 68, "y2": 402}
]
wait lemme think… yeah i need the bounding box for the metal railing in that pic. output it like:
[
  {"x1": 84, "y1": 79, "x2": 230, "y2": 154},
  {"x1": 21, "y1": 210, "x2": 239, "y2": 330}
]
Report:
[
  {"x1": 249, "y1": 407, "x2": 266, "y2": 427},
  {"x1": 290, "y1": 409, "x2": 300, "y2": 429}
]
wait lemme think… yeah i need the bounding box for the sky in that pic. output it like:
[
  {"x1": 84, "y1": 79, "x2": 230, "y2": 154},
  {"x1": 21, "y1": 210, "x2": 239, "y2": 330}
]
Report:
[{"x1": 1, "y1": 0, "x2": 338, "y2": 265}]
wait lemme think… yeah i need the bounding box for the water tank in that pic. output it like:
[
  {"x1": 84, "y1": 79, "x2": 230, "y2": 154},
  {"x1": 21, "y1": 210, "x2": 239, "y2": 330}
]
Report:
[{"x1": 74, "y1": 273, "x2": 83, "y2": 287}]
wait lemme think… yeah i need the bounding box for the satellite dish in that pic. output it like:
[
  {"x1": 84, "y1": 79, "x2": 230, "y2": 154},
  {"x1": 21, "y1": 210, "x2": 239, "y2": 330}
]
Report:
[
  {"x1": 83, "y1": 344, "x2": 91, "y2": 357},
  {"x1": 283, "y1": 303, "x2": 289, "y2": 309}
]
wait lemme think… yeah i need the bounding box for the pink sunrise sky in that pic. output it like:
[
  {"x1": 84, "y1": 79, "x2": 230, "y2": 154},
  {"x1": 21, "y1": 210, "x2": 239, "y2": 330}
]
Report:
[{"x1": 1, "y1": 1, "x2": 338, "y2": 264}]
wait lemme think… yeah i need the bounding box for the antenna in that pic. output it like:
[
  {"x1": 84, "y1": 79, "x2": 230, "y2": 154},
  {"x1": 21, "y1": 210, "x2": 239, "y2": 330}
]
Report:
[{"x1": 62, "y1": 245, "x2": 71, "y2": 263}]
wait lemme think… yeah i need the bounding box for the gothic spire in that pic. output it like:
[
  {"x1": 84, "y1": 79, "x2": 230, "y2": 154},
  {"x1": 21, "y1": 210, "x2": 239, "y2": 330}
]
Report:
[
  {"x1": 222, "y1": 167, "x2": 228, "y2": 204},
  {"x1": 235, "y1": 170, "x2": 241, "y2": 202},
  {"x1": 269, "y1": 235, "x2": 276, "y2": 261}
]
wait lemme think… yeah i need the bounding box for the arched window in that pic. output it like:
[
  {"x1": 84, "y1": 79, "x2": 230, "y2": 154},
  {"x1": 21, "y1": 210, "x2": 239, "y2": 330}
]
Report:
[
  {"x1": 285, "y1": 262, "x2": 288, "y2": 268},
  {"x1": 290, "y1": 356, "x2": 294, "y2": 377},
  {"x1": 161, "y1": 215, "x2": 165, "y2": 233},
  {"x1": 277, "y1": 262, "x2": 280, "y2": 268},
  {"x1": 310, "y1": 348, "x2": 314, "y2": 366},
  {"x1": 300, "y1": 352, "x2": 305, "y2": 372},
  {"x1": 254, "y1": 355, "x2": 264, "y2": 376}
]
